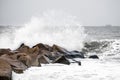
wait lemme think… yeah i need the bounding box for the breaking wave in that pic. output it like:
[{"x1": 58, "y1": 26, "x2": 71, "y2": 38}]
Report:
[
  {"x1": 83, "y1": 39, "x2": 120, "y2": 60},
  {"x1": 0, "y1": 10, "x2": 86, "y2": 50}
]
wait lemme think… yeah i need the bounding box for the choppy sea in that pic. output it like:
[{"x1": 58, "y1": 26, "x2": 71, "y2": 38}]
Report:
[{"x1": 0, "y1": 25, "x2": 120, "y2": 80}]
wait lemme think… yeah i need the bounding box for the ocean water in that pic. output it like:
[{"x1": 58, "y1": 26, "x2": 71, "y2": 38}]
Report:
[
  {"x1": 0, "y1": 11, "x2": 120, "y2": 80},
  {"x1": 11, "y1": 26, "x2": 120, "y2": 80},
  {"x1": 85, "y1": 26, "x2": 120, "y2": 40}
]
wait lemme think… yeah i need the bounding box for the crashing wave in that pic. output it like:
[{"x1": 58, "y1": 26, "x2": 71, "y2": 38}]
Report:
[{"x1": 83, "y1": 39, "x2": 120, "y2": 60}]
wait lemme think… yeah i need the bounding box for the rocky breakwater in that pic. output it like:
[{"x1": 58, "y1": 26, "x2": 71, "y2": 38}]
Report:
[{"x1": 0, "y1": 43, "x2": 98, "y2": 80}]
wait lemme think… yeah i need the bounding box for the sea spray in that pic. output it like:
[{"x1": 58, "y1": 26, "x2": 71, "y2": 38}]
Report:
[
  {"x1": 0, "y1": 26, "x2": 15, "y2": 49},
  {"x1": 0, "y1": 11, "x2": 86, "y2": 50}
]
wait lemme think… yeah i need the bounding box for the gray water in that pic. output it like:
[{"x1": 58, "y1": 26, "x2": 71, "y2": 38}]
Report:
[
  {"x1": 1, "y1": 25, "x2": 120, "y2": 40},
  {"x1": 84, "y1": 26, "x2": 120, "y2": 40}
]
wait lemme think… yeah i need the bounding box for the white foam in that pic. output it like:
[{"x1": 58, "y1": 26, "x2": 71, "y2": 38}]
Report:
[
  {"x1": 102, "y1": 39, "x2": 120, "y2": 60},
  {"x1": 12, "y1": 59, "x2": 120, "y2": 80},
  {"x1": 85, "y1": 39, "x2": 120, "y2": 60}
]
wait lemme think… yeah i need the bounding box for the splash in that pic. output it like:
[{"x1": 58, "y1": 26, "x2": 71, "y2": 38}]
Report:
[{"x1": 1, "y1": 11, "x2": 86, "y2": 50}]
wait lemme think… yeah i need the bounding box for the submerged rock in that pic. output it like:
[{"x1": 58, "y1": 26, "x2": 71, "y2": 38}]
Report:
[{"x1": 89, "y1": 55, "x2": 99, "y2": 59}]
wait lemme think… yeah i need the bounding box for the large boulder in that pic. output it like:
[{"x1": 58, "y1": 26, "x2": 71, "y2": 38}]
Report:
[
  {"x1": 17, "y1": 43, "x2": 45, "y2": 54},
  {"x1": 52, "y1": 45, "x2": 69, "y2": 54},
  {"x1": 0, "y1": 53, "x2": 27, "y2": 73},
  {"x1": 33, "y1": 43, "x2": 52, "y2": 51},
  {"x1": 16, "y1": 43, "x2": 30, "y2": 54},
  {"x1": 30, "y1": 46, "x2": 40, "y2": 54},
  {"x1": 16, "y1": 43, "x2": 42, "y2": 54},
  {"x1": 16, "y1": 52, "x2": 41, "y2": 67},
  {"x1": 16, "y1": 53, "x2": 32, "y2": 67},
  {"x1": 39, "y1": 50, "x2": 61, "y2": 61},
  {"x1": 46, "y1": 51, "x2": 62, "y2": 61},
  {"x1": 0, "y1": 49, "x2": 11, "y2": 56},
  {"x1": 53, "y1": 56, "x2": 70, "y2": 65},
  {"x1": 29, "y1": 53, "x2": 41, "y2": 67},
  {"x1": 0, "y1": 58, "x2": 12, "y2": 80}
]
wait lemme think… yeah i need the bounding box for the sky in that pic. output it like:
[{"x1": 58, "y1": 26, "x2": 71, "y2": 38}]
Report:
[{"x1": 0, "y1": 0, "x2": 120, "y2": 26}]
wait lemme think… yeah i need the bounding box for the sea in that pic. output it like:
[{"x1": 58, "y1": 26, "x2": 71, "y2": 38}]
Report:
[{"x1": 0, "y1": 11, "x2": 120, "y2": 80}]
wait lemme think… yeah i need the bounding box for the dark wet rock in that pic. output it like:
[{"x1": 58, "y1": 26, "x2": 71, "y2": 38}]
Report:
[
  {"x1": 37, "y1": 47, "x2": 62, "y2": 61},
  {"x1": 78, "y1": 61, "x2": 81, "y2": 65},
  {"x1": 12, "y1": 68, "x2": 24, "y2": 74},
  {"x1": 0, "y1": 76, "x2": 11, "y2": 80},
  {"x1": 40, "y1": 50, "x2": 62, "y2": 61},
  {"x1": 53, "y1": 56, "x2": 70, "y2": 65},
  {"x1": 0, "y1": 49, "x2": 11, "y2": 56},
  {"x1": 65, "y1": 50, "x2": 85, "y2": 58},
  {"x1": 89, "y1": 55, "x2": 99, "y2": 59},
  {"x1": 0, "y1": 59, "x2": 12, "y2": 80}
]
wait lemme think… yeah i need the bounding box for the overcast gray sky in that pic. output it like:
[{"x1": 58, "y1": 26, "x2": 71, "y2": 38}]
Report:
[{"x1": 0, "y1": 0, "x2": 120, "y2": 26}]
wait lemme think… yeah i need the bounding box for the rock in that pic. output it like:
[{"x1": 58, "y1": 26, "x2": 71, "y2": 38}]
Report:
[
  {"x1": 52, "y1": 45, "x2": 69, "y2": 54},
  {"x1": 0, "y1": 52, "x2": 42, "y2": 73},
  {"x1": 89, "y1": 55, "x2": 99, "y2": 59},
  {"x1": 0, "y1": 58, "x2": 12, "y2": 80},
  {"x1": 30, "y1": 46, "x2": 40, "y2": 54},
  {"x1": 38, "y1": 49, "x2": 51, "y2": 56},
  {"x1": 53, "y1": 56, "x2": 70, "y2": 65},
  {"x1": 40, "y1": 50, "x2": 61, "y2": 61},
  {"x1": 33, "y1": 43, "x2": 52, "y2": 51},
  {"x1": 29, "y1": 53, "x2": 41, "y2": 67},
  {"x1": 12, "y1": 68, "x2": 24, "y2": 74},
  {"x1": 0, "y1": 49, "x2": 11, "y2": 56},
  {"x1": 16, "y1": 52, "x2": 41, "y2": 67},
  {"x1": 16, "y1": 43, "x2": 30, "y2": 54},
  {"x1": 38, "y1": 55, "x2": 50, "y2": 64},
  {"x1": 16, "y1": 53, "x2": 32, "y2": 67},
  {"x1": 78, "y1": 61, "x2": 81, "y2": 66},
  {"x1": 46, "y1": 51, "x2": 62, "y2": 61},
  {"x1": 16, "y1": 42, "x2": 44, "y2": 54},
  {"x1": 0, "y1": 54, "x2": 27, "y2": 72},
  {"x1": 66, "y1": 50, "x2": 85, "y2": 58}
]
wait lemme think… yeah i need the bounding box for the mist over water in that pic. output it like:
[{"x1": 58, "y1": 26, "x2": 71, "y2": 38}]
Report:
[{"x1": 0, "y1": 11, "x2": 86, "y2": 50}]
